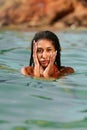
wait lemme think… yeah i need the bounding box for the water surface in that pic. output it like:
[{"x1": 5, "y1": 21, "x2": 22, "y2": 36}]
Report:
[{"x1": 0, "y1": 30, "x2": 87, "y2": 130}]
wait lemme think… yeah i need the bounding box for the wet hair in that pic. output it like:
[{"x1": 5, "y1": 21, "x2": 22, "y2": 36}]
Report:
[{"x1": 29, "y1": 30, "x2": 61, "y2": 68}]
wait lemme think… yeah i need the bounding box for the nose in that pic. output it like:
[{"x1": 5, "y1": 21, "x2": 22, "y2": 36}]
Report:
[{"x1": 42, "y1": 51, "x2": 47, "y2": 58}]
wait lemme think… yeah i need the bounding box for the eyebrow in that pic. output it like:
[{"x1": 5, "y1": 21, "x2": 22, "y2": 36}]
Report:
[
  {"x1": 37, "y1": 47, "x2": 52, "y2": 49},
  {"x1": 37, "y1": 47, "x2": 43, "y2": 49}
]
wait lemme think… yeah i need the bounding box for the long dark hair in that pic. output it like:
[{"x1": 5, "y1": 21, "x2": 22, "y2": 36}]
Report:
[{"x1": 29, "y1": 30, "x2": 61, "y2": 68}]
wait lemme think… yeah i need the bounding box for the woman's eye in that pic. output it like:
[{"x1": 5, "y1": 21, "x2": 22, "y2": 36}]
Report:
[
  {"x1": 47, "y1": 49, "x2": 52, "y2": 52},
  {"x1": 37, "y1": 49, "x2": 43, "y2": 53}
]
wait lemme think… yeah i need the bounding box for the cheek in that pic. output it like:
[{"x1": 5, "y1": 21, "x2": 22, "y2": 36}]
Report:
[
  {"x1": 46, "y1": 53, "x2": 52, "y2": 60},
  {"x1": 48, "y1": 53, "x2": 51, "y2": 57}
]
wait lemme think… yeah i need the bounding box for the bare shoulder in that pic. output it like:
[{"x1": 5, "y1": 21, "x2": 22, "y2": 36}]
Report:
[
  {"x1": 60, "y1": 66, "x2": 74, "y2": 74},
  {"x1": 20, "y1": 66, "x2": 34, "y2": 76}
]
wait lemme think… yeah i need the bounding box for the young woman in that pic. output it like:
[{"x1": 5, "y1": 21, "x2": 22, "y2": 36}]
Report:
[{"x1": 21, "y1": 30, "x2": 74, "y2": 79}]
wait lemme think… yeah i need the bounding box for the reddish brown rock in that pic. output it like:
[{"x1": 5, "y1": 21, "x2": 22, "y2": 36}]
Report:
[{"x1": 0, "y1": 0, "x2": 87, "y2": 29}]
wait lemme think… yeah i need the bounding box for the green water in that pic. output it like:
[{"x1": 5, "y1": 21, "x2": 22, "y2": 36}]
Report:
[{"x1": 0, "y1": 30, "x2": 87, "y2": 130}]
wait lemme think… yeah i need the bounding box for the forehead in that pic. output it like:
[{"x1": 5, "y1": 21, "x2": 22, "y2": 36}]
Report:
[{"x1": 37, "y1": 39, "x2": 54, "y2": 48}]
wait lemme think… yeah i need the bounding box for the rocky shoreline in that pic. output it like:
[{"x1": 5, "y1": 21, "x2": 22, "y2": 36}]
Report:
[
  {"x1": 0, "y1": 0, "x2": 87, "y2": 31},
  {"x1": 0, "y1": 24, "x2": 87, "y2": 33}
]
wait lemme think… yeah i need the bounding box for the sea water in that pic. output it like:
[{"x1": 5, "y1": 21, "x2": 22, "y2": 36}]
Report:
[{"x1": 0, "y1": 30, "x2": 87, "y2": 130}]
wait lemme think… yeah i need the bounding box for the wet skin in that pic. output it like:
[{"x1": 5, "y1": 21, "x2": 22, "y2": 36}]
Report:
[
  {"x1": 33, "y1": 39, "x2": 57, "y2": 78},
  {"x1": 21, "y1": 39, "x2": 74, "y2": 79}
]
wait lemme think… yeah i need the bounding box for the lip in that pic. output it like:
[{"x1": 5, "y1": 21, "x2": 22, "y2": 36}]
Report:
[{"x1": 40, "y1": 60, "x2": 49, "y2": 65}]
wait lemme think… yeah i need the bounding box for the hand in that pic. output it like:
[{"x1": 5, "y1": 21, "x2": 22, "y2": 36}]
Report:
[
  {"x1": 43, "y1": 51, "x2": 57, "y2": 78},
  {"x1": 33, "y1": 41, "x2": 40, "y2": 77},
  {"x1": 33, "y1": 41, "x2": 39, "y2": 66}
]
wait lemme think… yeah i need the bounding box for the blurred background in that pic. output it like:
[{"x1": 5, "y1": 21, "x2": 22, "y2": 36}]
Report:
[{"x1": 0, "y1": 0, "x2": 87, "y2": 31}]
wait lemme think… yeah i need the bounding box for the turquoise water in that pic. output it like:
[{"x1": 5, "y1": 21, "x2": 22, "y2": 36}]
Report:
[{"x1": 0, "y1": 30, "x2": 87, "y2": 130}]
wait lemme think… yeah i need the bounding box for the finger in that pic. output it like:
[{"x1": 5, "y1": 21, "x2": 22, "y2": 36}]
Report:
[
  {"x1": 33, "y1": 41, "x2": 39, "y2": 65},
  {"x1": 53, "y1": 51, "x2": 57, "y2": 62},
  {"x1": 33, "y1": 41, "x2": 37, "y2": 54},
  {"x1": 33, "y1": 41, "x2": 38, "y2": 59},
  {"x1": 50, "y1": 51, "x2": 57, "y2": 62}
]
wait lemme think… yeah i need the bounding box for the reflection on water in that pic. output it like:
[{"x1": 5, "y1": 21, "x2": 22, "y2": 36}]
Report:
[{"x1": 0, "y1": 30, "x2": 87, "y2": 130}]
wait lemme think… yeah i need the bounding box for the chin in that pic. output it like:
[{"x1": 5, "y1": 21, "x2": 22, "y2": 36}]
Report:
[{"x1": 42, "y1": 64, "x2": 48, "y2": 68}]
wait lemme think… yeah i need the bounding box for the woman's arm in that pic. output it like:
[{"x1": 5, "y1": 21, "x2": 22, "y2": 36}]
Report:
[
  {"x1": 33, "y1": 41, "x2": 41, "y2": 77},
  {"x1": 43, "y1": 51, "x2": 57, "y2": 78}
]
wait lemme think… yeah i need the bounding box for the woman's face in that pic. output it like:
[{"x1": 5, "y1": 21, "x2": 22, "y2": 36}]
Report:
[{"x1": 36, "y1": 39, "x2": 56, "y2": 68}]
